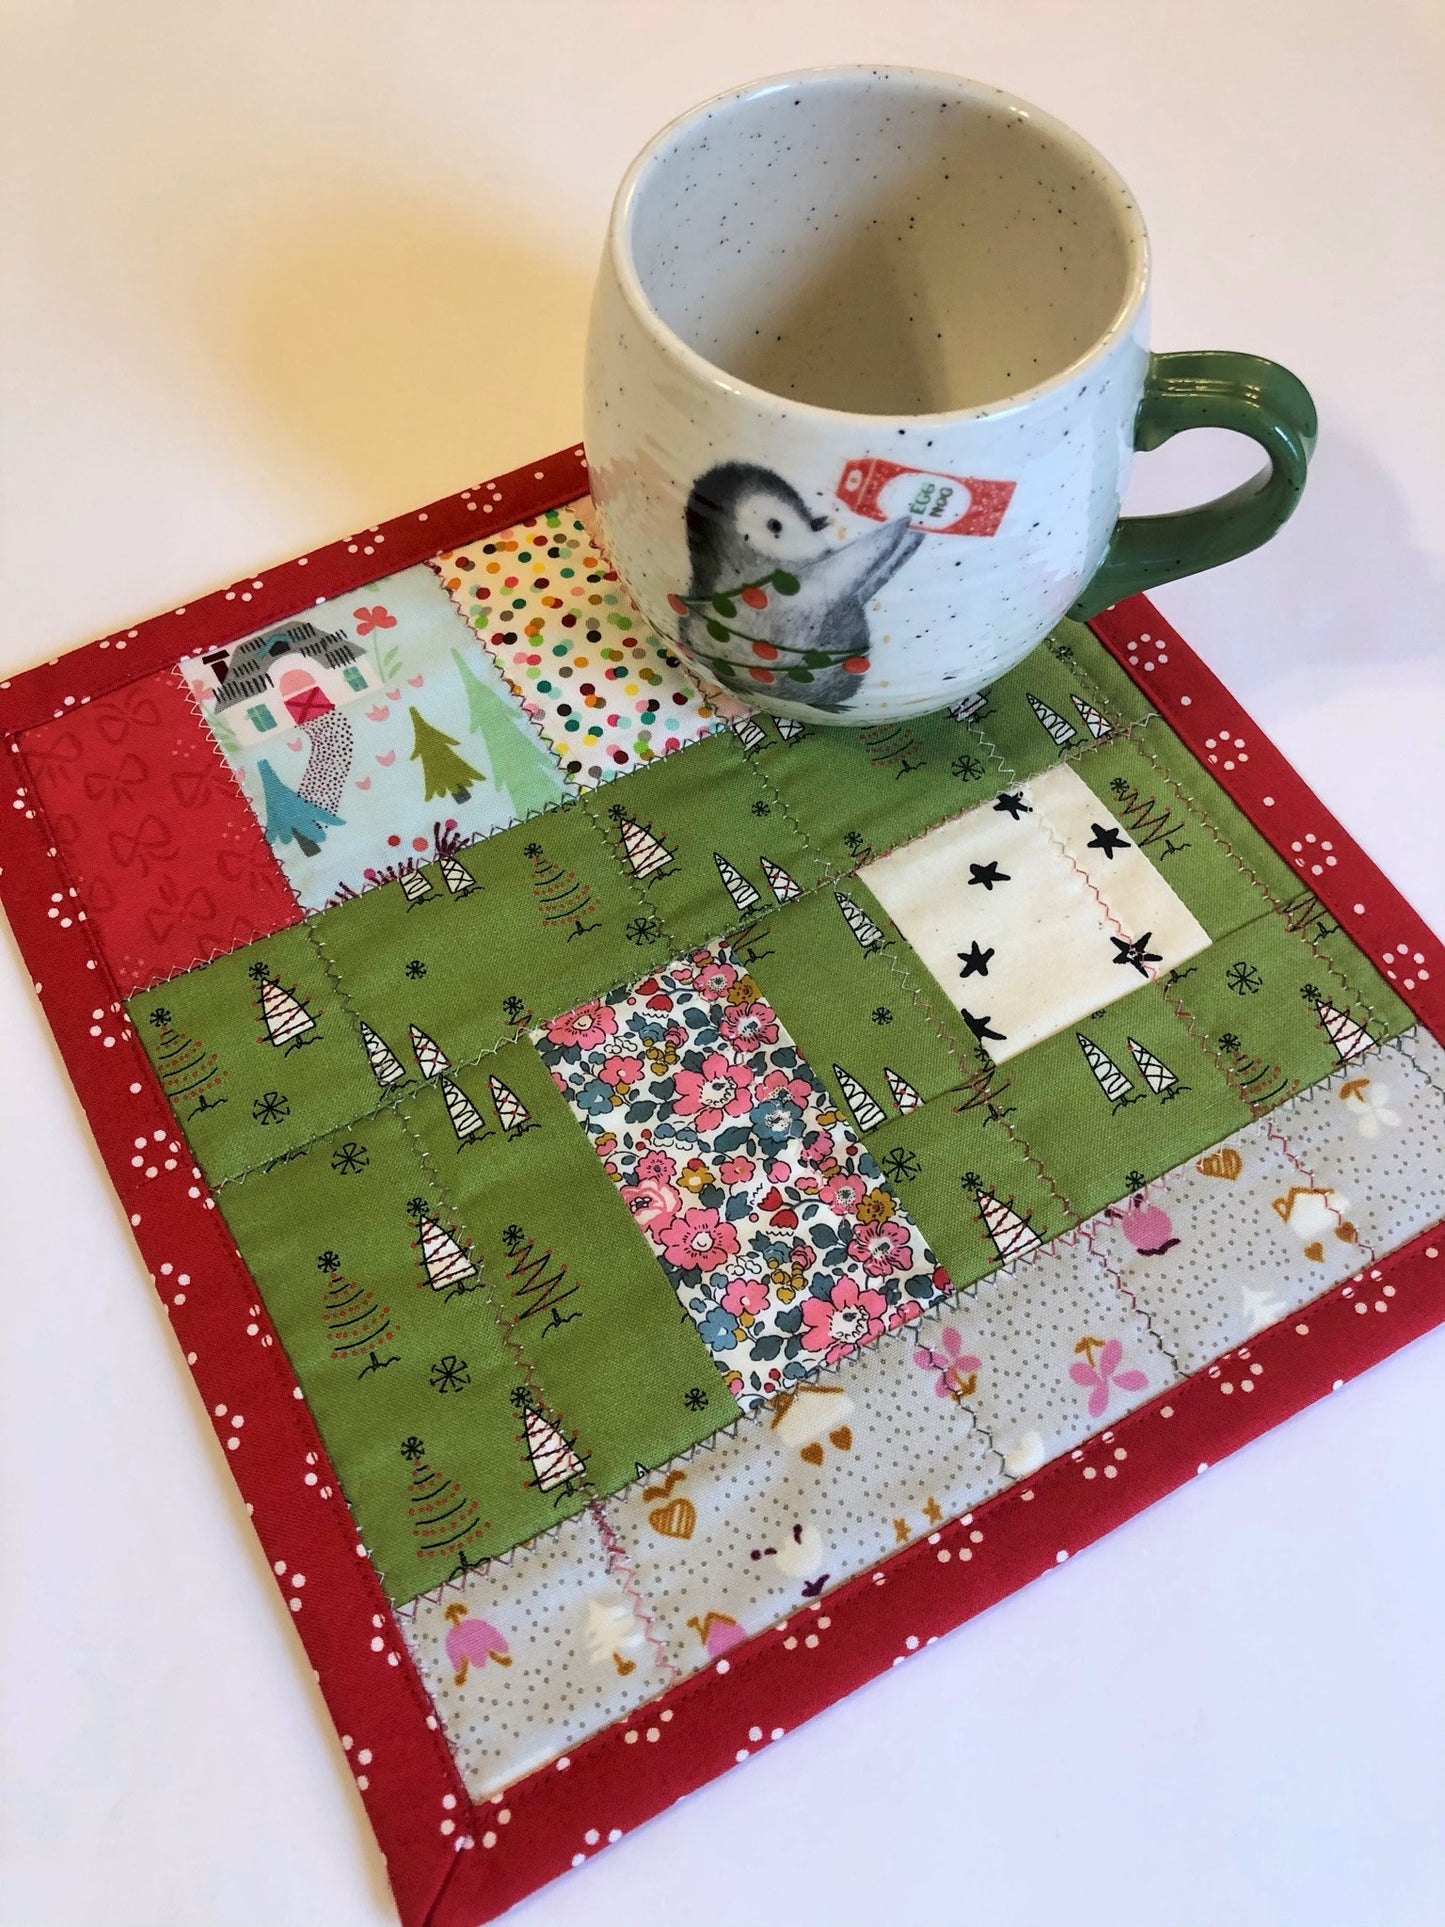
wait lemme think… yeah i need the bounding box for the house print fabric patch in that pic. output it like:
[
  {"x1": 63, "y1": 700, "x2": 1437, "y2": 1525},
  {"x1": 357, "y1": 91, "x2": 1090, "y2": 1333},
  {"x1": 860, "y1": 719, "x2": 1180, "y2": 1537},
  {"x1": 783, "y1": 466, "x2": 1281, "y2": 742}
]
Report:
[
  {"x1": 6, "y1": 444, "x2": 1444, "y2": 1927},
  {"x1": 535, "y1": 941, "x2": 949, "y2": 1410},
  {"x1": 183, "y1": 563, "x2": 568, "y2": 909}
]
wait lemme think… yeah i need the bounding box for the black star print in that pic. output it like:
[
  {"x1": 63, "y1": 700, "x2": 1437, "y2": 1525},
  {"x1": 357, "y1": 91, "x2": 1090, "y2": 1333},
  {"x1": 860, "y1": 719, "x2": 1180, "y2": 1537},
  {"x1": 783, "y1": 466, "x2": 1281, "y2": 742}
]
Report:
[
  {"x1": 1110, "y1": 931, "x2": 1162, "y2": 976},
  {"x1": 957, "y1": 941, "x2": 994, "y2": 979},
  {"x1": 960, "y1": 1007, "x2": 1007, "y2": 1045},
  {"x1": 993, "y1": 791, "x2": 1031, "y2": 819},
  {"x1": 967, "y1": 860, "x2": 1010, "y2": 891},
  {"x1": 1086, "y1": 822, "x2": 1130, "y2": 860}
]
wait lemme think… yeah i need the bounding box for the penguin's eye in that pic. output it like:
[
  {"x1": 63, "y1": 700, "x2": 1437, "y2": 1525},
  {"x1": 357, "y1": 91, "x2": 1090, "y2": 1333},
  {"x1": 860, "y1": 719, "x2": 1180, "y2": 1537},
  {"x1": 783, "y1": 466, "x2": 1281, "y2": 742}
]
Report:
[{"x1": 766, "y1": 517, "x2": 783, "y2": 536}]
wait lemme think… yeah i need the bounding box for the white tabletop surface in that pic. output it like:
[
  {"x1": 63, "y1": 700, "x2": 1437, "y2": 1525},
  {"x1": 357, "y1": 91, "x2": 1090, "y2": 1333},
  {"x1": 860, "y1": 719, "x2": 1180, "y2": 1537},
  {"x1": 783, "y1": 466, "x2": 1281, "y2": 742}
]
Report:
[{"x1": 3, "y1": 5, "x2": 1443, "y2": 1924}]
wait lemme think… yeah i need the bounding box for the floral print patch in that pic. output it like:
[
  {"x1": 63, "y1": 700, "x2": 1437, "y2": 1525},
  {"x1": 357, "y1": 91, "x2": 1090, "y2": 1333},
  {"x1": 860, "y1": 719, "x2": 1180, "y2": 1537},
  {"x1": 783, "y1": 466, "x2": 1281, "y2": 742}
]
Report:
[{"x1": 534, "y1": 943, "x2": 949, "y2": 1410}]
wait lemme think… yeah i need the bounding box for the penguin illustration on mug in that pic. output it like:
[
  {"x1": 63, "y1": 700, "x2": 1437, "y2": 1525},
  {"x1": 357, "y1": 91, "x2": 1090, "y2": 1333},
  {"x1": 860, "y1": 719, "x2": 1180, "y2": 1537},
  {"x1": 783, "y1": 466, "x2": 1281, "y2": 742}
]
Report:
[{"x1": 675, "y1": 463, "x2": 923, "y2": 713}]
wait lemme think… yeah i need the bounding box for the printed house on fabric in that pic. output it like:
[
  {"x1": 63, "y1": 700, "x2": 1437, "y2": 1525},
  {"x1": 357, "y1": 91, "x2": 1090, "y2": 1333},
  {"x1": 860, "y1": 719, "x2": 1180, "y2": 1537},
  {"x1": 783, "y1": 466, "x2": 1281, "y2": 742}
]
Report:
[{"x1": 14, "y1": 458, "x2": 1444, "y2": 1927}]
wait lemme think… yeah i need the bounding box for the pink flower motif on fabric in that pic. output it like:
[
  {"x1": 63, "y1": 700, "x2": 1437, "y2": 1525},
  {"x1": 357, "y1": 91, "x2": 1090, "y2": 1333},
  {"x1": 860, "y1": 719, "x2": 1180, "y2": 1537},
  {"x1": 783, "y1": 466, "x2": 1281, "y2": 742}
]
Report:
[
  {"x1": 658, "y1": 1206, "x2": 738, "y2": 1274},
  {"x1": 847, "y1": 1218, "x2": 913, "y2": 1278},
  {"x1": 673, "y1": 1052, "x2": 755, "y2": 1132},
  {"x1": 1069, "y1": 1336, "x2": 1150, "y2": 1418},
  {"x1": 800, "y1": 1278, "x2": 889, "y2": 1362},
  {"x1": 544, "y1": 1000, "x2": 617, "y2": 1051},
  {"x1": 719, "y1": 1000, "x2": 780, "y2": 1050},
  {"x1": 913, "y1": 1324, "x2": 982, "y2": 1401}
]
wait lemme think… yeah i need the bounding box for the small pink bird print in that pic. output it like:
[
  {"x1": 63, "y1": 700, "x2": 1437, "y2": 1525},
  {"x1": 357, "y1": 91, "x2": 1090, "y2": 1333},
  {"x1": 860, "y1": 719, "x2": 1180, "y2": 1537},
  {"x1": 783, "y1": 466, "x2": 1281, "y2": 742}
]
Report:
[
  {"x1": 443, "y1": 1602, "x2": 511, "y2": 1686},
  {"x1": 1107, "y1": 1190, "x2": 1179, "y2": 1255},
  {"x1": 376, "y1": 750, "x2": 397, "y2": 767},
  {"x1": 365, "y1": 705, "x2": 391, "y2": 723},
  {"x1": 686, "y1": 1610, "x2": 747, "y2": 1659},
  {"x1": 407, "y1": 674, "x2": 425, "y2": 687},
  {"x1": 1070, "y1": 1335, "x2": 1149, "y2": 1419},
  {"x1": 912, "y1": 1325, "x2": 981, "y2": 1402}
]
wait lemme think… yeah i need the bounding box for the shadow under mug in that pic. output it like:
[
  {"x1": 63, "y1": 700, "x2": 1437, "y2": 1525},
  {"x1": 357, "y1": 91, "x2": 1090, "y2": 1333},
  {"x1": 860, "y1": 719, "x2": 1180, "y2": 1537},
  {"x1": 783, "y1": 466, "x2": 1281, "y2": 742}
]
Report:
[{"x1": 584, "y1": 67, "x2": 1316, "y2": 725}]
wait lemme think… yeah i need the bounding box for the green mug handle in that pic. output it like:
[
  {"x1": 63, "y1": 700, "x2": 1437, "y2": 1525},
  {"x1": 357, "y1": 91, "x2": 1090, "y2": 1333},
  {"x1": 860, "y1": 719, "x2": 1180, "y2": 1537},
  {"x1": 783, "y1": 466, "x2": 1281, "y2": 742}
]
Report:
[{"x1": 1069, "y1": 349, "x2": 1317, "y2": 620}]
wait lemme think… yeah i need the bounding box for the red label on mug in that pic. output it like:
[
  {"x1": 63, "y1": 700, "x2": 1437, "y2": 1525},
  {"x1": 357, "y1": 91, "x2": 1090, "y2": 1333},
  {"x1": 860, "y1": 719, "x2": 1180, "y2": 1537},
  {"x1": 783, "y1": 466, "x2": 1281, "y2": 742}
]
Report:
[{"x1": 836, "y1": 458, "x2": 1015, "y2": 537}]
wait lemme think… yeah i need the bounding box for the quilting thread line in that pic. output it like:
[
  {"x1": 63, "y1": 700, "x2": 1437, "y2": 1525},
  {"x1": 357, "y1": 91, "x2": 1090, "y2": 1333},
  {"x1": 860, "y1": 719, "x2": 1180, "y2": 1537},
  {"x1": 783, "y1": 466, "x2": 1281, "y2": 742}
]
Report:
[
  {"x1": 1263, "y1": 1112, "x2": 1381, "y2": 1270},
  {"x1": 1078, "y1": 1217, "x2": 1184, "y2": 1376},
  {"x1": 590, "y1": 1502, "x2": 684, "y2": 1688},
  {"x1": 466, "y1": 1227, "x2": 1443, "y2": 1841},
  {"x1": 299, "y1": 913, "x2": 680, "y2": 1668},
  {"x1": 1126, "y1": 718, "x2": 1393, "y2": 1033}
]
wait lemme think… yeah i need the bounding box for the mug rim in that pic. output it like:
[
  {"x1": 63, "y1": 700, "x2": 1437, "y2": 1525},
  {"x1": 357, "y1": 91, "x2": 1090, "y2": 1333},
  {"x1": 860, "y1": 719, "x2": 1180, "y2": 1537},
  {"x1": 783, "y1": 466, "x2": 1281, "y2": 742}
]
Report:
[{"x1": 607, "y1": 64, "x2": 1152, "y2": 428}]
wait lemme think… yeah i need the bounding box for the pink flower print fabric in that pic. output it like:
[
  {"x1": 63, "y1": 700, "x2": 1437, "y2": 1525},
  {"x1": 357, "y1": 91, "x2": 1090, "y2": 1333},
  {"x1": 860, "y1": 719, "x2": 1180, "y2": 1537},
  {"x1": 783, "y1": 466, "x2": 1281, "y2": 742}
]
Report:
[{"x1": 535, "y1": 942, "x2": 949, "y2": 1411}]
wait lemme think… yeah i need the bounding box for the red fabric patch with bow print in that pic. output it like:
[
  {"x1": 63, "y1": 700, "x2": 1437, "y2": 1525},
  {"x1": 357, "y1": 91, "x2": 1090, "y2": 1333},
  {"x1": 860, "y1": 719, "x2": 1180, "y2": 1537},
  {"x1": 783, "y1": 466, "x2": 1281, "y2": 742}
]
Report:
[{"x1": 22, "y1": 669, "x2": 301, "y2": 993}]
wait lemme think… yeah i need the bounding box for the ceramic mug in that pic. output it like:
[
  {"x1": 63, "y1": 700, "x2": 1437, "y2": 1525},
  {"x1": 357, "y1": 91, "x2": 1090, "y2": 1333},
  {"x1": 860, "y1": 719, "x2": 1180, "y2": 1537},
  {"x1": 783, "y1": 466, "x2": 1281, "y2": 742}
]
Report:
[{"x1": 584, "y1": 66, "x2": 1316, "y2": 724}]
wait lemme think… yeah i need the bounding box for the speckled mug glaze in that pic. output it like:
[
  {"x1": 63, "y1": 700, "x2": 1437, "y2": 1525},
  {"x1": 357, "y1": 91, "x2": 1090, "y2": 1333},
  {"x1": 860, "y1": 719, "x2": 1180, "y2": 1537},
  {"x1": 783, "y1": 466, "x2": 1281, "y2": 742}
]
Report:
[{"x1": 585, "y1": 68, "x2": 1314, "y2": 725}]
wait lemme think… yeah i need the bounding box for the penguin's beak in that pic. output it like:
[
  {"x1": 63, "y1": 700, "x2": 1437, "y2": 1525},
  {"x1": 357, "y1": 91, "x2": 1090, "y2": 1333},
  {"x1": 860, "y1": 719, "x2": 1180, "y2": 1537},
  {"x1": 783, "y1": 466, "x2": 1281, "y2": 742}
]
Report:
[{"x1": 809, "y1": 512, "x2": 830, "y2": 532}]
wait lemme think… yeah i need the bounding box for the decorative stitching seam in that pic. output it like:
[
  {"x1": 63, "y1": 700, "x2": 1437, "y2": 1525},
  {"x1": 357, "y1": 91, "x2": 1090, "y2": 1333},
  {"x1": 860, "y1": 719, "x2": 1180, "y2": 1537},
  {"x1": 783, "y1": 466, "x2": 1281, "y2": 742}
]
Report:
[
  {"x1": 1263, "y1": 1113, "x2": 1381, "y2": 1267},
  {"x1": 590, "y1": 1502, "x2": 683, "y2": 1688},
  {"x1": 299, "y1": 915, "x2": 675, "y2": 1654},
  {"x1": 1126, "y1": 717, "x2": 1393, "y2": 1030},
  {"x1": 12, "y1": 756, "x2": 472, "y2": 1812},
  {"x1": 1078, "y1": 1217, "x2": 1184, "y2": 1375}
]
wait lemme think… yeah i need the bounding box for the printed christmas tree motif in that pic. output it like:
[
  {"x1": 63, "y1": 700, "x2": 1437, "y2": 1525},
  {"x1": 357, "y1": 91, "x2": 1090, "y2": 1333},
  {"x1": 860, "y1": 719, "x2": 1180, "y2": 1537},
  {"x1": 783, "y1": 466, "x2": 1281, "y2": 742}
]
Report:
[
  {"x1": 439, "y1": 853, "x2": 476, "y2": 899},
  {"x1": 1278, "y1": 887, "x2": 1339, "y2": 944},
  {"x1": 358, "y1": 1018, "x2": 408, "y2": 1089},
  {"x1": 948, "y1": 690, "x2": 990, "y2": 724},
  {"x1": 510, "y1": 1386, "x2": 588, "y2": 1498},
  {"x1": 316, "y1": 1250, "x2": 399, "y2": 1377},
  {"x1": 409, "y1": 1023, "x2": 450, "y2": 1079},
  {"x1": 759, "y1": 855, "x2": 802, "y2": 903},
  {"x1": 608, "y1": 802, "x2": 675, "y2": 880},
  {"x1": 729, "y1": 713, "x2": 767, "y2": 753},
  {"x1": 1297, "y1": 984, "x2": 1373, "y2": 1065},
  {"x1": 399, "y1": 866, "x2": 435, "y2": 906},
  {"x1": 1076, "y1": 1031, "x2": 1136, "y2": 1108},
  {"x1": 964, "y1": 1173, "x2": 1042, "y2": 1267},
  {"x1": 488, "y1": 1074, "x2": 536, "y2": 1137},
  {"x1": 1027, "y1": 694, "x2": 1077, "y2": 748},
  {"x1": 523, "y1": 841, "x2": 602, "y2": 940},
  {"x1": 408, "y1": 705, "x2": 484, "y2": 804},
  {"x1": 860, "y1": 722, "x2": 925, "y2": 777},
  {"x1": 833, "y1": 1063, "x2": 887, "y2": 1133},
  {"x1": 1070, "y1": 694, "x2": 1113, "y2": 739},
  {"x1": 1128, "y1": 1036, "x2": 1183, "y2": 1099},
  {"x1": 835, "y1": 889, "x2": 887, "y2": 952},
  {"x1": 1214, "y1": 1031, "x2": 1295, "y2": 1113},
  {"x1": 407, "y1": 1197, "x2": 479, "y2": 1298},
  {"x1": 1105, "y1": 775, "x2": 1191, "y2": 859},
  {"x1": 249, "y1": 960, "x2": 318, "y2": 1052},
  {"x1": 256, "y1": 758, "x2": 343, "y2": 858},
  {"x1": 450, "y1": 647, "x2": 562, "y2": 818},
  {"x1": 501, "y1": 1222, "x2": 581, "y2": 1331},
  {"x1": 714, "y1": 851, "x2": 762, "y2": 915},
  {"x1": 146, "y1": 1006, "x2": 227, "y2": 1118},
  {"x1": 774, "y1": 713, "x2": 807, "y2": 742},
  {"x1": 441, "y1": 1077, "x2": 490, "y2": 1147},
  {"x1": 953, "y1": 1062, "x2": 1018, "y2": 1126},
  {"x1": 884, "y1": 1067, "x2": 922, "y2": 1114},
  {"x1": 399, "y1": 1437, "x2": 489, "y2": 1572}
]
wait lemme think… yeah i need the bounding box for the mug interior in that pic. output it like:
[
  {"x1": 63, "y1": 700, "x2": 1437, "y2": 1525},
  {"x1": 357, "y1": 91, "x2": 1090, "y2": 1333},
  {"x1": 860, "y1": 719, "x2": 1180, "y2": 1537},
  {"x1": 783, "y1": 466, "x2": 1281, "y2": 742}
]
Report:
[{"x1": 622, "y1": 69, "x2": 1145, "y2": 417}]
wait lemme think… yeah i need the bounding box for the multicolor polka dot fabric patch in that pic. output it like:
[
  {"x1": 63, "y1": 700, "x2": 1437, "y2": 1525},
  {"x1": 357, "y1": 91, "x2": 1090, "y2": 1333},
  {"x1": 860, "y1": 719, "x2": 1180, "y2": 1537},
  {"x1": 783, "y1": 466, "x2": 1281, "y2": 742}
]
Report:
[{"x1": 433, "y1": 500, "x2": 752, "y2": 788}]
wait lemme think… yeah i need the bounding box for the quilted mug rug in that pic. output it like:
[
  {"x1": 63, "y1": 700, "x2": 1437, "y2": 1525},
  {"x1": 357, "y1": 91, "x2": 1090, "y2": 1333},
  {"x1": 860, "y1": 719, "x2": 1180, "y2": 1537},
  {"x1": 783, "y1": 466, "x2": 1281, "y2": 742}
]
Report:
[{"x1": 4, "y1": 445, "x2": 1444, "y2": 1926}]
